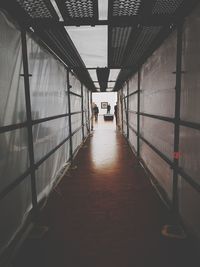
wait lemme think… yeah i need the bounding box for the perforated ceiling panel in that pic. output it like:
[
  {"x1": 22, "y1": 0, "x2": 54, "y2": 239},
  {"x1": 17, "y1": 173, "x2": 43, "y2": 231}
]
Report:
[
  {"x1": 112, "y1": 0, "x2": 142, "y2": 16},
  {"x1": 16, "y1": 0, "x2": 57, "y2": 19},
  {"x1": 152, "y1": 0, "x2": 184, "y2": 15},
  {"x1": 55, "y1": 0, "x2": 98, "y2": 23},
  {"x1": 123, "y1": 26, "x2": 162, "y2": 67},
  {"x1": 65, "y1": 0, "x2": 94, "y2": 18},
  {"x1": 110, "y1": 26, "x2": 132, "y2": 66}
]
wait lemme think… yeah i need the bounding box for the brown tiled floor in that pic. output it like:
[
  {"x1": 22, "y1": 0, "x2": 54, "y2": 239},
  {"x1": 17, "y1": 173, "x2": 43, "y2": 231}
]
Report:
[{"x1": 13, "y1": 117, "x2": 198, "y2": 267}]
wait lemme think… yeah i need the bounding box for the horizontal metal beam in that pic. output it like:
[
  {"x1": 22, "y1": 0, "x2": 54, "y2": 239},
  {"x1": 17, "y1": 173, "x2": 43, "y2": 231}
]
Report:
[
  {"x1": 93, "y1": 80, "x2": 116, "y2": 83},
  {"x1": 35, "y1": 125, "x2": 84, "y2": 168},
  {"x1": 71, "y1": 111, "x2": 83, "y2": 115},
  {"x1": 86, "y1": 67, "x2": 129, "y2": 70},
  {"x1": 128, "y1": 124, "x2": 137, "y2": 135},
  {"x1": 139, "y1": 135, "x2": 173, "y2": 166},
  {"x1": 0, "y1": 123, "x2": 86, "y2": 201},
  {"x1": 178, "y1": 168, "x2": 200, "y2": 193},
  {"x1": 127, "y1": 127, "x2": 200, "y2": 194},
  {"x1": 124, "y1": 90, "x2": 139, "y2": 99},
  {"x1": 0, "y1": 111, "x2": 85, "y2": 135},
  {"x1": 180, "y1": 120, "x2": 200, "y2": 131},
  {"x1": 35, "y1": 135, "x2": 71, "y2": 169},
  {"x1": 128, "y1": 110, "x2": 137, "y2": 114},
  {"x1": 28, "y1": 16, "x2": 178, "y2": 28},
  {"x1": 127, "y1": 111, "x2": 200, "y2": 129},
  {"x1": 0, "y1": 169, "x2": 31, "y2": 201},
  {"x1": 0, "y1": 122, "x2": 27, "y2": 134},
  {"x1": 69, "y1": 91, "x2": 82, "y2": 98},
  {"x1": 32, "y1": 113, "x2": 69, "y2": 125},
  {"x1": 139, "y1": 112, "x2": 175, "y2": 123}
]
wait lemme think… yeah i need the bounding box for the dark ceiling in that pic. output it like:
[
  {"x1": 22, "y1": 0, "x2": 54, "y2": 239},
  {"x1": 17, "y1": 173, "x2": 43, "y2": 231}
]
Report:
[{"x1": 0, "y1": 0, "x2": 198, "y2": 92}]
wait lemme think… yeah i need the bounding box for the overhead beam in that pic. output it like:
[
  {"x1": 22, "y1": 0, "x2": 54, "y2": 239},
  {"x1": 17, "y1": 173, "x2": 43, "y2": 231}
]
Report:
[{"x1": 26, "y1": 16, "x2": 179, "y2": 29}]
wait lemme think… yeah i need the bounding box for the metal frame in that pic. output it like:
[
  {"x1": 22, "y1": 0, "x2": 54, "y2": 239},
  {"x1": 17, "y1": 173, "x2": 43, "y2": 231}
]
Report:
[
  {"x1": 67, "y1": 69, "x2": 73, "y2": 161},
  {"x1": 126, "y1": 80, "x2": 129, "y2": 139},
  {"x1": 0, "y1": 31, "x2": 90, "y2": 213},
  {"x1": 137, "y1": 70, "x2": 141, "y2": 158},
  {"x1": 81, "y1": 83, "x2": 84, "y2": 141},
  {"x1": 21, "y1": 29, "x2": 38, "y2": 218},
  {"x1": 172, "y1": 22, "x2": 183, "y2": 215},
  {"x1": 121, "y1": 21, "x2": 200, "y2": 218}
]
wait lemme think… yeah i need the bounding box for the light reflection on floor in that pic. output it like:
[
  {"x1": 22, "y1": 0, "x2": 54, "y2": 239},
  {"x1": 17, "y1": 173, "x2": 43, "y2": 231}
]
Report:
[{"x1": 91, "y1": 115, "x2": 118, "y2": 168}]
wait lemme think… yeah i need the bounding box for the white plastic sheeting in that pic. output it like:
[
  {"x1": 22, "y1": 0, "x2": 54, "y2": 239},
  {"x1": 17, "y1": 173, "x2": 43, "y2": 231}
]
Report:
[
  {"x1": 139, "y1": 30, "x2": 177, "y2": 198},
  {"x1": 179, "y1": 127, "x2": 200, "y2": 186},
  {"x1": 140, "y1": 142, "x2": 173, "y2": 201},
  {"x1": 129, "y1": 130, "x2": 137, "y2": 153},
  {"x1": 0, "y1": 11, "x2": 31, "y2": 255},
  {"x1": 178, "y1": 4, "x2": 200, "y2": 238},
  {"x1": 0, "y1": 10, "x2": 90, "y2": 255},
  {"x1": 180, "y1": 3, "x2": 200, "y2": 187},
  {"x1": 129, "y1": 72, "x2": 138, "y2": 94},
  {"x1": 83, "y1": 85, "x2": 90, "y2": 136},
  {"x1": 129, "y1": 110, "x2": 137, "y2": 131},
  {"x1": 72, "y1": 131, "x2": 83, "y2": 154},
  {"x1": 26, "y1": 35, "x2": 70, "y2": 199},
  {"x1": 128, "y1": 73, "x2": 138, "y2": 151},
  {"x1": 0, "y1": 129, "x2": 29, "y2": 193},
  {"x1": 27, "y1": 36, "x2": 69, "y2": 119},
  {"x1": 178, "y1": 176, "x2": 200, "y2": 238},
  {"x1": 140, "y1": 30, "x2": 177, "y2": 118},
  {"x1": 181, "y1": 5, "x2": 200, "y2": 124},
  {"x1": 140, "y1": 117, "x2": 174, "y2": 160},
  {"x1": 36, "y1": 143, "x2": 69, "y2": 201},
  {"x1": 0, "y1": 12, "x2": 26, "y2": 126},
  {"x1": 69, "y1": 72, "x2": 83, "y2": 153},
  {"x1": 119, "y1": 6, "x2": 200, "y2": 239},
  {"x1": 121, "y1": 83, "x2": 128, "y2": 135},
  {"x1": 0, "y1": 177, "x2": 32, "y2": 256}
]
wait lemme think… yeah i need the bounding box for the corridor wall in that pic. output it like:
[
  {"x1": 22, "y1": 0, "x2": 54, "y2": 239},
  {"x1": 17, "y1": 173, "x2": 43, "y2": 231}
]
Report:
[
  {"x1": 0, "y1": 10, "x2": 90, "y2": 257},
  {"x1": 120, "y1": 3, "x2": 200, "y2": 240}
]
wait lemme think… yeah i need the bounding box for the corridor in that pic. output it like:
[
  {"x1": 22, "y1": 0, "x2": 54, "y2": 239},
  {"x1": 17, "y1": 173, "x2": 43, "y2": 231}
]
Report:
[
  {"x1": 1, "y1": 1, "x2": 200, "y2": 266},
  {"x1": 13, "y1": 118, "x2": 198, "y2": 267}
]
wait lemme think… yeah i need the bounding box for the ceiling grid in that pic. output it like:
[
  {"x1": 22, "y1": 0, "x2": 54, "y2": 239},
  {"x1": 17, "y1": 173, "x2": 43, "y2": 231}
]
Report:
[{"x1": 0, "y1": 0, "x2": 198, "y2": 91}]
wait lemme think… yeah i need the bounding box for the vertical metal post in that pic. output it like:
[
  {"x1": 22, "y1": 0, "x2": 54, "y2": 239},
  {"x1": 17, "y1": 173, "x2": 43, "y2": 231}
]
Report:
[
  {"x1": 87, "y1": 89, "x2": 91, "y2": 133},
  {"x1": 81, "y1": 83, "x2": 84, "y2": 141},
  {"x1": 126, "y1": 81, "x2": 129, "y2": 140},
  {"x1": 121, "y1": 87, "x2": 124, "y2": 134},
  {"x1": 21, "y1": 30, "x2": 38, "y2": 218},
  {"x1": 137, "y1": 69, "x2": 141, "y2": 158},
  {"x1": 90, "y1": 91, "x2": 93, "y2": 131},
  {"x1": 172, "y1": 22, "x2": 183, "y2": 215},
  {"x1": 67, "y1": 70, "x2": 73, "y2": 160}
]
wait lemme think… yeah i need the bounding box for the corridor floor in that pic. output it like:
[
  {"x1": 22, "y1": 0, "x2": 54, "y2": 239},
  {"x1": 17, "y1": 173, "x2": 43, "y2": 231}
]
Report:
[{"x1": 13, "y1": 117, "x2": 198, "y2": 267}]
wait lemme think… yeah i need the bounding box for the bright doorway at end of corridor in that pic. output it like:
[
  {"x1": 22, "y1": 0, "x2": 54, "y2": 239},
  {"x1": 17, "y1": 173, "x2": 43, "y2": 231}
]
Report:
[
  {"x1": 92, "y1": 92, "x2": 117, "y2": 128},
  {"x1": 92, "y1": 92, "x2": 117, "y2": 115}
]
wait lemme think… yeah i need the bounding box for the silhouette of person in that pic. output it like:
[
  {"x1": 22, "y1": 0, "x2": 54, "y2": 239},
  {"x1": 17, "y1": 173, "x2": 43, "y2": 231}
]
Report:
[
  {"x1": 93, "y1": 104, "x2": 99, "y2": 121},
  {"x1": 107, "y1": 104, "x2": 111, "y2": 114}
]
